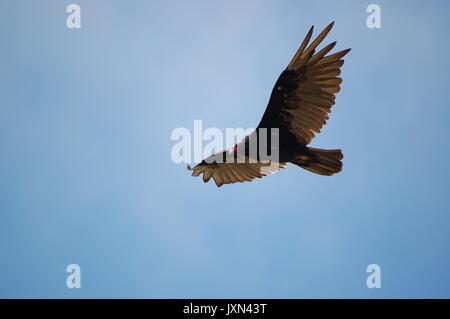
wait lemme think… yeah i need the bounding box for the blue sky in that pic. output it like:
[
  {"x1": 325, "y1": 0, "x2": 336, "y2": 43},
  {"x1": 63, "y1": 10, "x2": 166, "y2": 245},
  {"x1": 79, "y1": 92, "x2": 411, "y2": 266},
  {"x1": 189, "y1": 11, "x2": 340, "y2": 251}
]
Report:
[{"x1": 1, "y1": 0, "x2": 450, "y2": 298}]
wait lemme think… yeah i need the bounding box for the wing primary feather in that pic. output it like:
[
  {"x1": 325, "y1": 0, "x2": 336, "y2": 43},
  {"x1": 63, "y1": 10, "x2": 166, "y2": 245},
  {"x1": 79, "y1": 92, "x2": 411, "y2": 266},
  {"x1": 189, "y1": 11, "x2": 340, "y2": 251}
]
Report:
[
  {"x1": 299, "y1": 22, "x2": 335, "y2": 63},
  {"x1": 308, "y1": 41, "x2": 337, "y2": 64},
  {"x1": 287, "y1": 25, "x2": 314, "y2": 70},
  {"x1": 203, "y1": 169, "x2": 213, "y2": 183},
  {"x1": 317, "y1": 48, "x2": 351, "y2": 65},
  {"x1": 212, "y1": 172, "x2": 224, "y2": 187},
  {"x1": 310, "y1": 60, "x2": 345, "y2": 73}
]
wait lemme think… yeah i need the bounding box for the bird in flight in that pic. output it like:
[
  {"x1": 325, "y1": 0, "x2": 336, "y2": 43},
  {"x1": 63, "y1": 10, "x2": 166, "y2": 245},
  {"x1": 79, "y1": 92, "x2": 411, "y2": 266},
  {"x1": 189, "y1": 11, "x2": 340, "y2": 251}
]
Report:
[{"x1": 188, "y1": 22, "x2": 351, "y2": 187}]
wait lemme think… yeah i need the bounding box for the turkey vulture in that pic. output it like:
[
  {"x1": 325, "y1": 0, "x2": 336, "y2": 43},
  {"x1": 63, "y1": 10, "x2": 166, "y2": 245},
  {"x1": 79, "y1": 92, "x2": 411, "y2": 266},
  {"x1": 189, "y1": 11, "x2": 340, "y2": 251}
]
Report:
[{"x1": 188, "y1": 22, "x2": 350, "y2": 187}]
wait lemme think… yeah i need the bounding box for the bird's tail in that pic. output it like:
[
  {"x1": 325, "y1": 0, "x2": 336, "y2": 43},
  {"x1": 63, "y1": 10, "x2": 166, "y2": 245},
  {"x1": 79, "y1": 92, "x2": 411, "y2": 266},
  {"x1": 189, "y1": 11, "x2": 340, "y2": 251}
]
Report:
[{"x1": 292, "y1": 147, "x2": 343, "y2": 176}]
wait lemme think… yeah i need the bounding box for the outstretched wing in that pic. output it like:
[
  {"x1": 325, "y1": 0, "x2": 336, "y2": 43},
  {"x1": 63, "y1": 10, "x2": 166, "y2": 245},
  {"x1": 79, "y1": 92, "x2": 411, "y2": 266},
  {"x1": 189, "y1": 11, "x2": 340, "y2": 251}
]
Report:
[
  {"x1": 189, "y1": 160, "x2": 287, "y2": 187},
  {"x1": 257, "y1": 22, "x2": 351, "y2": 146}
]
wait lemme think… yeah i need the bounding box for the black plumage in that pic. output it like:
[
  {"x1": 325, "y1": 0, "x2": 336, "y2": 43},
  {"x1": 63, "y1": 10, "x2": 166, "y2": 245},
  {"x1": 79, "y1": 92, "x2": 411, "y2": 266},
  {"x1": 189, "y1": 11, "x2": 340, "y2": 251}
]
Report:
[{"x1": 188, "y1": 22, "x2": 351, "y2": 187}]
